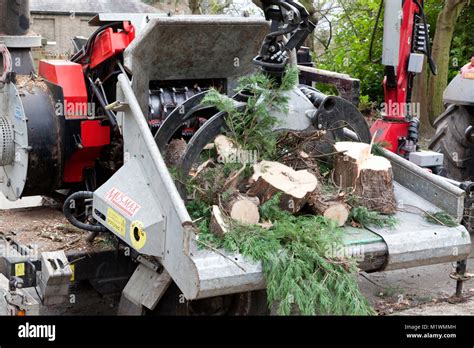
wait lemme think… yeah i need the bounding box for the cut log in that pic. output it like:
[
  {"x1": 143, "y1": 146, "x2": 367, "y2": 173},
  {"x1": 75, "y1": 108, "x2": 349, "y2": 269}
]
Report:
[
  {"x1": 248, "y1": 161, "x2": 318, "y2": 213},
  {"x1": 308, "y1": 195, "x2": 350, "y2": 227},
  {"x1": 333, "y1": 142, "x2": 371, "y2": 189},
  {"x1": 230, "y1": 200, "x2": 260, "y2": 225},
  {"x1": 223, "y1": 193, "x2": 260, "y2": 225},
  {"x1": 164, "y1": 138, "x2": 187, "y2": 167},
  {"x1": 333, "y1": 142, "x2": 397, "y2": 214},
  {"x1": 214, "y1": 135, "x2": 239, "y2": 163},
  {"x1": 209, "y1": 205, "x2": 229, "y2": 237}
]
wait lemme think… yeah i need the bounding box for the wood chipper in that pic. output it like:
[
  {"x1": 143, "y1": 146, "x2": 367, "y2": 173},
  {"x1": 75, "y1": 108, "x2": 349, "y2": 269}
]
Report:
[{"x1": 0, "y1": 0, "x2": 471, "y2": 315}]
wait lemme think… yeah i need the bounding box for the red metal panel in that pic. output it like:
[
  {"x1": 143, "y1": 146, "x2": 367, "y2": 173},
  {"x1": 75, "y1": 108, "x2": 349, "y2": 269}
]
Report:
[
  {"x1": 63, "y1": 121, "x2": 110, "y2": 183},
  {"x1": 89, "y1": 23, "x2": 135, "y2": 69},
  {"x1": 371, "y1": 119, "x2": 409, "y2": 154},
  {"x1": 39, "y1": 60, "x2": 89, "y2": 120},
  {"x1": 81, "y1": 120, "x2": 110, "y2": 147},
  {"x1": 63, "y1": 148, "x2": 103, "y2": 183},
  {"x1": 383, "y1": 0, "x2": 420, "y2": 121},
  {"x1": 377, "y1": 0, "x2": 422, "y2": 154}
]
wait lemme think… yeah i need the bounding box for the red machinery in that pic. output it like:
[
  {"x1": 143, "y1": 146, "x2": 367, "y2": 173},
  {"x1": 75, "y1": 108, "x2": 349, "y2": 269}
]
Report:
[
  {"x1": 36, "y1": 23, "x2": 135, "y2": 189},
  {"x1": 371, "y1": 0, "x2": 437, "y2": 156}
]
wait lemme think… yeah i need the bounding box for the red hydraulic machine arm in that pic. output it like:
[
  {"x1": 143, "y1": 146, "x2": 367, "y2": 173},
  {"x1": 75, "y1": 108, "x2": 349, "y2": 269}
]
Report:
[{"x1": 371, "y1": 0, "x2": 437, "y2": 156}]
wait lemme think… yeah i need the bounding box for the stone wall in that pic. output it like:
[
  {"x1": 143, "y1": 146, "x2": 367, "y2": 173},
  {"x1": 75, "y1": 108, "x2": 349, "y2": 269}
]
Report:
[{"x1": 31, "y1": 13, "x2": 96, "y2": 56}]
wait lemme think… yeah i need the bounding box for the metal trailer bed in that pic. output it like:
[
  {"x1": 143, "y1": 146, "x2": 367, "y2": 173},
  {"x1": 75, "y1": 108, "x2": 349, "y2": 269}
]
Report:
[
  {"x1": 176, "y1": 157, "x2": 472, "y2": 298},
  {"x1": 0, "y1": 140, "x2": 470, "y2": 314},
  {"x1": 87, "y1": 64, "x2": 472, "y2": 309}
]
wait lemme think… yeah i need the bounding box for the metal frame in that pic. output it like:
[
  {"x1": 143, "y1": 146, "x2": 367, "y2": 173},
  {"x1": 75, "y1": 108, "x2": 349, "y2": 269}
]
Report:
[{"x1": 298, "y1": 65, "x2": 361, "y2": 105}]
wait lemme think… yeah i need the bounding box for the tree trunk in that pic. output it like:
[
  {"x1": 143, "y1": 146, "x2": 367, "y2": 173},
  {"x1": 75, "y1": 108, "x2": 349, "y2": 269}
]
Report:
[
  {"x1": 412, "y1": 59, "x2": 434, "y2": 137},
  {"x1": 427, "y1": 0, "x2": 468, "y2": 124},
  {"x1": 188, "y1": 0, "x2": 201, "y2": 14},
  {"x1": 308, "y1": 194, "x2": 350, "y2": 227}
]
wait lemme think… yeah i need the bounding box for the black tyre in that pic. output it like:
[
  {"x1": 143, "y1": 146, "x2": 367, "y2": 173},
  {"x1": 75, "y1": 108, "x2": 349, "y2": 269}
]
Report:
[
  {"x1": 150, "y1": 283, "x2": 269, "y2": 316},
  {"x1": 429, "y1": 104, "x2": 474, "y2": 181}
]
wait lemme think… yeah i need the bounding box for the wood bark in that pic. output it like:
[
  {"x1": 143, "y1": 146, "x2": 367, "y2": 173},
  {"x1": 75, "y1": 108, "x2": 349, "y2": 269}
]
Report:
[
  {"x1": 164, "y1": 138, "x2": 187, "y2": 167},
  {"x1": 427, "y1": 0, "x2": 468, "y2": 124},
  {"x1": 209, "y1": 205, "x2": 229, "y2": 237},
  {"x1": 308, "y1": 195, "x2": 350, "y2": 227},
  {"x1": 333, "y1": 142, "x2": 397, "y2": 214}
]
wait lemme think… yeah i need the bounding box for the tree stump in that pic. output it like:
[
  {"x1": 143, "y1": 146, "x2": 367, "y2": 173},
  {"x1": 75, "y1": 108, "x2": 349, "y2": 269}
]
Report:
[{"x1": 333, "y1": 142, "x2": 397, "y2": 214}]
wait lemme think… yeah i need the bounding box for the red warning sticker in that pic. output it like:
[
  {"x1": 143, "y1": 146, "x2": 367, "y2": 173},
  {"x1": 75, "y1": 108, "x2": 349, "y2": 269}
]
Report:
[{"x1": 105, "y1": 187, "x2": 142, "y2": 217}]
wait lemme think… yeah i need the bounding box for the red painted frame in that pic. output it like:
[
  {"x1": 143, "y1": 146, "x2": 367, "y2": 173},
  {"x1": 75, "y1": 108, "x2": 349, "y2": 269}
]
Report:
[
  {"x1": 89, "y1": 21, "x2": 135, "y2": 69},
  {"x1": 39, "y1": 60, "x2": 89, "y2": 119},
  {"x1": 371, "y1": 0, "x2": 421, "y2": 154}
]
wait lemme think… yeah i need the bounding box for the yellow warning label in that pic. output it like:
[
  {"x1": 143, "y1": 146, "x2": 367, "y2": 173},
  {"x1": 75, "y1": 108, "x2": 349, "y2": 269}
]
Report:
[
  {"x1": 15, "y1": 263, "x2": 25, "y2": 277},
  {"x1": 130, "y1": 221, "x2": 147, "y2": 250},
  {"x1": 70, "y1": 264, "x2": 75, "y2": 282},
  {"x1": 106, "y1": 208, "x2": 126, "y2": 236}
]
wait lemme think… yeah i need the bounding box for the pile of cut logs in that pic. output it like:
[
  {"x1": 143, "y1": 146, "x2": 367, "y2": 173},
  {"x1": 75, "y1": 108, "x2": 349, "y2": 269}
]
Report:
[{"x1": 166, "y1": 133, "x2": 397, "y2": 236}]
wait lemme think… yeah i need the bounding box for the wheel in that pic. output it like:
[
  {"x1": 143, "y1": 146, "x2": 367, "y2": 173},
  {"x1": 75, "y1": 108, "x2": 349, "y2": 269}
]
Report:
[
  {"x1": 429, "y1": 104, "x2": 474, "y2": 181},
  {"x1": 150, "y1": 283, "x2": 269, "y2": 316}
]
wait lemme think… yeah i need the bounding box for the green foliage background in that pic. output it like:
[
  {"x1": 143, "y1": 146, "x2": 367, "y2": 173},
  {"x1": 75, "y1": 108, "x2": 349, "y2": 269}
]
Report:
[{"x1": 315, "y1": 0, "x2": 474, "y2": 104}]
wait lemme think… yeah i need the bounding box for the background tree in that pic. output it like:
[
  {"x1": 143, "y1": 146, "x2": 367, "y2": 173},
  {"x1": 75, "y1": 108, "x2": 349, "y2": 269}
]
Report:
[
  {"x1": 313, "y1": 0, "x2": 472, "y2": 135},
  {"x1": 427, "y1": 0, "x2": 470, "y2": 125}
]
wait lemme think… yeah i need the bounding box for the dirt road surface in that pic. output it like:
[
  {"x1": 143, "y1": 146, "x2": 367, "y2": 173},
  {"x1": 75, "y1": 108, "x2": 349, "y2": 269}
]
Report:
[
  {"x1": 359, "y1": 254, "x2": 474, "y2": 315},
  {"x1": 1, "y1": 201, "x2": 473, "y2": 315}
]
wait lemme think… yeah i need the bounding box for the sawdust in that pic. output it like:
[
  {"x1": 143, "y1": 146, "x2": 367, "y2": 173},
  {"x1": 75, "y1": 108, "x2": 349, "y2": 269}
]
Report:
[
  {"x1": 15, "y1": 75, "x2": 48, "y2": 93},
  {"x1": 0, "y1": 207, "x2": 112, "y2": 253}
]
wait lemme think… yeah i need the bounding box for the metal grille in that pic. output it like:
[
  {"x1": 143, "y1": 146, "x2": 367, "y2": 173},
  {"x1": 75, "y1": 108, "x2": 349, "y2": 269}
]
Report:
[{"x1": 0, "y1": 116, "x2": 14, "y2": 166}]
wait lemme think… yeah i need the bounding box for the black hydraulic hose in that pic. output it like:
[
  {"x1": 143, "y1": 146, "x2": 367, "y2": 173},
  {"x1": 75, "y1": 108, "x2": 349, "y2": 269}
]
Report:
[
  {"x1": 70, "y1": 22, "x2": 123, "y2": 63},
  {"x1": 413, "y1": 0, "x2": 437, "y2": 75},
  {"x1": 63, "y1": 191, "x2": 107, "y2": 233},
  {"x1": 369, "y1": 0, "x2": 384, "y2": 64},
  {"x1": 87, "y1": 76, "x2": 118, "y2": 128},
  {"x1": 369, "y1": 0, "x2": 437, "y2": 76}
]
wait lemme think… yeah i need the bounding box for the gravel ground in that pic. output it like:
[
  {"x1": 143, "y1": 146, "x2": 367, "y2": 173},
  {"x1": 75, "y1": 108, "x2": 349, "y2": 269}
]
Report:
[
  {"x1": 359, "y1": 257, "x2": 474, "y2": 315},
  {"x1": 2, "y1": 201, "x2": 474, "y2": 316}
]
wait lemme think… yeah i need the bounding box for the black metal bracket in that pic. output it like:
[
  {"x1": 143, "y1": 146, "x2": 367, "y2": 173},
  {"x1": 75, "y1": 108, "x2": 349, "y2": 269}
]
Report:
[
  {"x1": 449, "y1": 181, "x2": 474, "y2": 297},
  {"x1": 0, "y1": 237, "x2": 136, "y2": 295},
  {"x1": 450, "y1": 260, "x2": 474, "y2": 297},
  {"x1": 298, "y1": 65, "x2": 361, "y2": 106}
]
